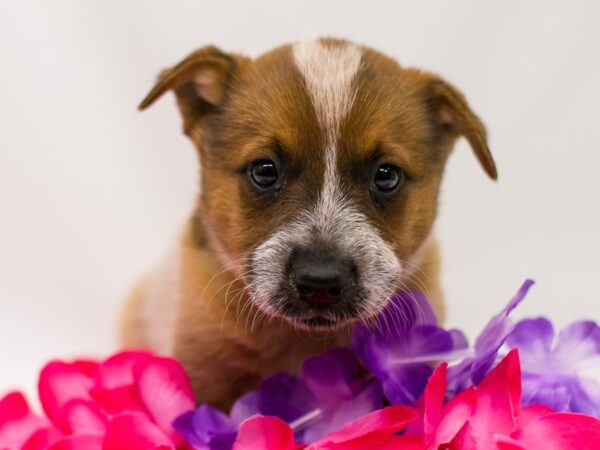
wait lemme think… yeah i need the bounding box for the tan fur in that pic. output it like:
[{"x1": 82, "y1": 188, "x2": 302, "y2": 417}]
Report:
[{"x1": 122, "y1": 38, "x2": 495, "y2": 410}]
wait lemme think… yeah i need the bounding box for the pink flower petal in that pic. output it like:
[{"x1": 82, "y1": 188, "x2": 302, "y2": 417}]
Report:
[
  {"x1": 90, "y1": 385, "x2": 144, "y2": 414},
  {"x1": 513, "y1": 412, "x2": 600, "y2": 450},
  {"x1": 70, "y1": 361, "x2": 100, "y2": 379},
  {"x1": 514, "y1": 405, "x2": 554, "y2": 432},
  {"x1": 309, "y1": 405, "x2": 418, "y2": 448},
  {"x1": 38, "y1": 361, "x2": 95, "y2": 425},
  {"x1": 494, "y1": 434, "x2": 525, "y2": 449},
  {"x1": 96, "y1": 351, "x2": 153, "y2": 390},
  {"x1": 232, "y1": 415, "x2": 298, "y2": 450},
  {"x1": 313, "y1": 434, "x2": 426, "y2": 450},
  {"x1": 133, "y1": 357, "x2": 195, "y2": 440},
  {"x1": 449, "y1": 350, "x2": 522, "y2": 449},
  {"x1": 22, "y1": 429, "x2": 51, "y2": 450},
  {"x1": 55, "y1": 400, "x2": 107, "y2": 435},
  {"x1": 47, "y1": 434, "x2": 104, "y2": 450},
  {"x1": 0, "y1": 392, "x2": 48, "y2": 450},
  {"x1": 423, "y1": 363, "x2": 447, "y2": 446},
  {"x1": 103, "y1": 412, "x2": 175, "y2": 450},
  {"x1": 432, "y1": 387, "x2": 476, "y2": 447},
  {"x1": 479, "y1": 349, "x2": 521, "y2": 418},
  {"x1": 0, "y1": 391, "x2": 30, "y2": 424}
]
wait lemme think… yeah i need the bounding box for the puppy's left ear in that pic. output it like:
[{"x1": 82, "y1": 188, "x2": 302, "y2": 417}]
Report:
[{"x1": 426, "y1": 77, "x2": 497, "y2": 180}]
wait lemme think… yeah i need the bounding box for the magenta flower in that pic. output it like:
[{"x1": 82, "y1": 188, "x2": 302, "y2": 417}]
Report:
[
  {"x1": 413, "y1": 350, "x2": 600, "y2": 449},
  {"x1": 352, "y1": 290, "x2": 468, "y2": 405},
  {"x1": 0, "y1": 351, "x2": 195, "y2": 450},
  {"x1": 506, "y1": 317, "x2": 600, "y2": 415}
]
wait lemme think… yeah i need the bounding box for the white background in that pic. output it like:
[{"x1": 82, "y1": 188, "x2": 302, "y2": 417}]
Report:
[{"x1": 1, "y1": 1, "x2": 599, "y2": 396}]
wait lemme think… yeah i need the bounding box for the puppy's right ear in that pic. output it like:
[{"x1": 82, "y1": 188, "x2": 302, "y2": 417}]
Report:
[{"x1": 138, "y1": 46, "x2": 246, "y2": 136}]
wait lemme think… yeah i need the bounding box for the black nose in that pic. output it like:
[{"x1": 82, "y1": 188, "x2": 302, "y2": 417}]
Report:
[{"x1": 290, "y1": 249, "x2": 353, "y2": 306}]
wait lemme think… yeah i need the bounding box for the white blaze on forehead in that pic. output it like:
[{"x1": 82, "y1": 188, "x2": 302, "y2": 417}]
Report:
[
  {"x1": 292, "y1": 39, "x2": 364, "y2": 233},
  {"x1": 292, "y1": 39, "x2": 363, "y2": 140}
]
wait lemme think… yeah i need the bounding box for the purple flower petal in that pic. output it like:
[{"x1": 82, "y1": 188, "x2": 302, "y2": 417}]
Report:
[
  {"x1": 298, "y1": 379, "x2": 382, "y2": 443},
  {"x1": 506, "y1": 317, "x2": 554, "y2": 363},
  {"x1": 301, "y1": 348, "x2": 356, "y2": 407},
  {"x1": 383, "y1": 363, "x2": 433, "y2": 405},
  {"x1": 570, "y1": 377, "x2": 600, "y2": 416},
  {"x1": 520, "y1": 374, "x2": 572, "y2": 411},
  {"x1": 293, "y1": 349, "x2": 382, "y2": 441},
  {"x1": 229, "y1": 391, "x2": 259, "y2": 426},
  {"x1": 173, "y1": 404, "x2": 237, "y2": 450},
  {"x1": 471, "y1": 279, "x2": 535, "y2": 383},
  {"x1": 256, "y1": 373, "x2": 316, "y2": 423},
  {"x1": 554, "y1": 321, "x2": 600, "y2": 371},
  {"x1": 352, "y1": 290, "x2": 468, "y2": 405},
  {"x1": 506, "y1": 317, "x2": 600, "y2": 416}
]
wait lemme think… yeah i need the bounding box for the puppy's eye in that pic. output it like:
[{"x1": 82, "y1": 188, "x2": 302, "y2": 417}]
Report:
[
  {"x1": 248, "y1": 159, "x2": 279, "y2": 190},
  {"x1": 373, "y1": 164, "x2": 404, "y2": 194}
]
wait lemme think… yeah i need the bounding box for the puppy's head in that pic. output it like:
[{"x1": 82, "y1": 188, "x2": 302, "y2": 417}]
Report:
[{"x1": 140, "y1": 38, "x2": 496, "y2": 331}]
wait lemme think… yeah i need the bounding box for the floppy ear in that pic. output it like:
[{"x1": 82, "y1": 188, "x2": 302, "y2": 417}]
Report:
[
  {"x1": 138, "y1": 46, "x2": 246, "y2": 136},
  {"x1": 426, "y1": 77, "x2": 497, "y2": 180}
]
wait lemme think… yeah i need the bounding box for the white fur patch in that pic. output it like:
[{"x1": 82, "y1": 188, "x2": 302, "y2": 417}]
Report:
[{"x1": 292, "y1": 39, "x2": 363, "y2": 142}]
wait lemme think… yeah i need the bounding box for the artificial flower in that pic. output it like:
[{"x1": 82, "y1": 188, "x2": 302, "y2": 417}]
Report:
[
  {"x1": 416, "y1": 349, "x2": 600, "y2": 449},
  {"x1": 506, "y1": 317, "x2": 600, "y2": 415},
  {"x1": 173, "y1": 404, "x2": 237, "y2": 450},
  {"x1": 0, "y1": 351, "x2": 195, "y2": 450},
  {"x1": 231, "y1": 404, "x2": 419, "y2": 449},
  {"x1": 352, "y1": 290, "x2": 468, "y2": 405},
  {"x1": 446, "y1": 280, "x2": 535, "y2": 395}
]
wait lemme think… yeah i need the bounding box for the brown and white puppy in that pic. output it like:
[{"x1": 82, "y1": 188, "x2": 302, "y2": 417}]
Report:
[{"x1": 121, "y1": 38, "x2": 496, "y2": 410}]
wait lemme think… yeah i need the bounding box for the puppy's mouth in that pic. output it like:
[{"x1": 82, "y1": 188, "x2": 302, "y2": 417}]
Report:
[
  {"x1": 298, "y1": 315, "x2": 339, "y2": 329},
  {"x1": 270, "y1": 297, "x2": 366, "y2": 331}
]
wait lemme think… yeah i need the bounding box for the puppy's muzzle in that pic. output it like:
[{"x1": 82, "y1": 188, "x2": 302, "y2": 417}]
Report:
[{"x1": 289, "y1": 248, "x2": 357, "y2": 307}]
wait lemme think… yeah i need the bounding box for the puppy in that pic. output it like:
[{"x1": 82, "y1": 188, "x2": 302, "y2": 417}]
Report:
[{"x1": 121, "y1": 38, "x2": 496, "y2": 410}]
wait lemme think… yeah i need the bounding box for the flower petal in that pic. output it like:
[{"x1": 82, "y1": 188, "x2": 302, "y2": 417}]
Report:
[
  {"x1": 232, "y1": 415, "x2": 297, "y2": 450},
  {"x1": 423, "y1": 363, "x2": 447, "y2": 445},
  {"x1": 104, "y1": 413, "x2": 174, "y2": 450},
  {"x1": 554, "y1": 321, "x2": 600, "y2": 371},
  {"x1": 515, "y1": 405, "x2": 554, "y2": 431},
  {"x1": 506, "y1": 318, "x2": 554, "y2": 367},
  {"x1": 90, "y1": 385, "x2": 144, "y2": 414},
  {"x1": 434, "y1": 387, "x2": 477, "y2": 446},
  {"x1": 0, "y1": 392, "x2": 48, "y2": 450},
  {"x1": 513, "y1": 412, "x2": 600, "y2": 449},
  {"x1": 55, "y1": 399, "x2": 107, "y2": 435},
  {"x1": 257, "y1": 373, "x2": 316, "y2": 424},
  {"x1": 452, "y1": 350, "x2": 521, "y2": 450},
  {"x1": 96, "y1": 351, "x2": 153, "y2": 390},
  {"x1": 309, "y1": 405, "x2": 418, "y2": 447},
  {"x1": 38, "y1": 361, "x2": 95, "y2": 426},
  {"x1": 301, "y1": 349, "x2": 356, "y2": 406},
  {"x1": 133, "y1": 357, "x2": 195, "y2": 439},
  {"x1": 472, "y1": 280, "x2": 534, "y2": 384},
  {"x1": 299, "y1": 380, "x2": 383, "y2": 443},
  {"x1": 47, "y1": 434, "x2": 104, "y2": 450},
  {"x1": 230, "y1": 392, "x2": 260, "y2": 426}
]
